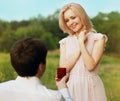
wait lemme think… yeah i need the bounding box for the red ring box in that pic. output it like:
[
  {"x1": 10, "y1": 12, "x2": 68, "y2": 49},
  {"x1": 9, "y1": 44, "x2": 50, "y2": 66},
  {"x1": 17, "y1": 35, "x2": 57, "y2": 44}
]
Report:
[{"x1": 57, "y1": 68, "x2": 66, "y2": 79}]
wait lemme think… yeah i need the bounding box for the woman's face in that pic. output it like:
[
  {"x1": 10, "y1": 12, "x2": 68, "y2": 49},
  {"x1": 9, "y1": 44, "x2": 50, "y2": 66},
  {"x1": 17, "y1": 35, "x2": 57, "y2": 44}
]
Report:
[{"x1": 64, "y1": 9, "x2": 83, "y2": 34}]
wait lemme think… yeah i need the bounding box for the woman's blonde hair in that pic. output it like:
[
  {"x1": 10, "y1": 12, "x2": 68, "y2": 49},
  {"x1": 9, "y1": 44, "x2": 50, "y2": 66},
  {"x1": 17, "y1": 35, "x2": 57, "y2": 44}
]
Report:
[{"x1": 59, "y1": 3, "x2": 96, "y2": 35}]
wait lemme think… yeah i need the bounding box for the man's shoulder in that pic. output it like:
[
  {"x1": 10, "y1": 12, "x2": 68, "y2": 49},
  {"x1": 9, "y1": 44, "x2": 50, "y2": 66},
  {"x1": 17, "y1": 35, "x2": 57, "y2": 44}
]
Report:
[
  {"x1": 0, "y1": 80, "x2": 14, "y2": 86},
  {"x1": 0, "y1": 80, "x2": 15, "y2": 90}
]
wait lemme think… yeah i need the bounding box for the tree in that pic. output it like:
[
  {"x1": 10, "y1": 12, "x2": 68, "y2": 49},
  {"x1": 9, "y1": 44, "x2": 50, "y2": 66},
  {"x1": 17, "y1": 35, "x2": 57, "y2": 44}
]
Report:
[{"x1": 92, "y1": 11, "x2": 120, "y2": 53}]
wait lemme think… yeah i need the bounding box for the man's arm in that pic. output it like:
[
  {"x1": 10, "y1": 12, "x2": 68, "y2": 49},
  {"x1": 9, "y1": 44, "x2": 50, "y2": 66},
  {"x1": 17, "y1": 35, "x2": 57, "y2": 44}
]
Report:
[{"x1": 56, "y1": 74, "x2": 73, "y2": 101}]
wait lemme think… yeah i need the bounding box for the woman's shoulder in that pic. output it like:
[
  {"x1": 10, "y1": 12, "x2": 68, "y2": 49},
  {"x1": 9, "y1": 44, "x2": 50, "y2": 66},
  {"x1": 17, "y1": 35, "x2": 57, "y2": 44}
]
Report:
[
  {"x1": 87, "y1": 32, "x2": 108, "y2": 42},
  {"x1": 59, "y1": 36, "x2": 70, "y2": 44}
]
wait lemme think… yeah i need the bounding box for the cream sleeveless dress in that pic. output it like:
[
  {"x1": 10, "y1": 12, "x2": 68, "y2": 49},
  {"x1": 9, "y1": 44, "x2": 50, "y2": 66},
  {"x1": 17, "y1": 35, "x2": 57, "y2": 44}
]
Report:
[{"x1": 59, "y1": 32, "x2": 107, "y2": 101}]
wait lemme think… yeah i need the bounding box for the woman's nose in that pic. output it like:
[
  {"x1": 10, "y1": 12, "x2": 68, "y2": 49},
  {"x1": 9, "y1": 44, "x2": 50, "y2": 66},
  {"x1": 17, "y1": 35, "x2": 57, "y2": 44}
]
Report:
[{"x1": 69, "y1": 20, "x2": 74, "y2": 26}]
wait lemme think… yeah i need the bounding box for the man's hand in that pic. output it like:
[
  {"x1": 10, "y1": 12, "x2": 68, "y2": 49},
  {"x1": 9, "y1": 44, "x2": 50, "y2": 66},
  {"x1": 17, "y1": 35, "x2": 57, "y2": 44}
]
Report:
[{"x1": 55, "y1": 74, "x2": 69, "y2": 90}]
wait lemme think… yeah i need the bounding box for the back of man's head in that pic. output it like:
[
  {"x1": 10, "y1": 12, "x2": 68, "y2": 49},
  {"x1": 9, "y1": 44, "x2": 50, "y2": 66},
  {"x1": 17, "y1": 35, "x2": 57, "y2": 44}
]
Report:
[{"x1": 10, "y1": 38, "x2": 47, "y2": 77}]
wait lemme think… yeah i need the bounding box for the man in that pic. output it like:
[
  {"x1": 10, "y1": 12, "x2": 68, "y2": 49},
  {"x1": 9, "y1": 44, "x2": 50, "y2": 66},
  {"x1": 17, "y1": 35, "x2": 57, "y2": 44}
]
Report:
[{"x1": 0, "y1": 38, "x2": 72, "y2": 101}]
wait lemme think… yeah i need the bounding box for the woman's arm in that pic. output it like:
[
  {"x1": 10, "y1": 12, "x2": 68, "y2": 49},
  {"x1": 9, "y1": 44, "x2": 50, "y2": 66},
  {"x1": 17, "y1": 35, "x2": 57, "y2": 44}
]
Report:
[
  {"x1": 59, "y1": 43, "x2": 81, "y2": 72},
  {"x1": 79, "y1": 33, "x2": 106, "y2": 71}
]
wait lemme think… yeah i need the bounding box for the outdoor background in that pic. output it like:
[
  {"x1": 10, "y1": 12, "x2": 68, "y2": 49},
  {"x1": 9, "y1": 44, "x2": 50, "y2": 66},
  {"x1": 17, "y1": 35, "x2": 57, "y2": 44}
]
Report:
[{"x1": 0, "y1": 0, "x2": 120, "y2": 101}]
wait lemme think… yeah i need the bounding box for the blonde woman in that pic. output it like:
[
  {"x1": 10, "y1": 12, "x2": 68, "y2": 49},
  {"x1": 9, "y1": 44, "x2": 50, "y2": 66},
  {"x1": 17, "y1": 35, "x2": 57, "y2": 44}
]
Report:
[{"x1": 59, "y1": 3, "x2": 107, "y2": 101}]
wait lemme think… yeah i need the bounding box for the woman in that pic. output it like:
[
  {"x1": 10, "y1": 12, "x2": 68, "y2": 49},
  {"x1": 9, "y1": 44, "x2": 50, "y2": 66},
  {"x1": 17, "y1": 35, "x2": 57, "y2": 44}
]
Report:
[{"x1": 58, "y1": 3, "x2": 107, "y2": 101}]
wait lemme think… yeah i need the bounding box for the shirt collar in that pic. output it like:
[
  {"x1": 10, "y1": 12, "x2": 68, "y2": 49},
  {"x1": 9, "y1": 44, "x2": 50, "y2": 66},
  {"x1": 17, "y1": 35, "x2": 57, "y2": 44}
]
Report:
[{"x1": 16, "y1": 76, "x2": 42, "y2": 86}]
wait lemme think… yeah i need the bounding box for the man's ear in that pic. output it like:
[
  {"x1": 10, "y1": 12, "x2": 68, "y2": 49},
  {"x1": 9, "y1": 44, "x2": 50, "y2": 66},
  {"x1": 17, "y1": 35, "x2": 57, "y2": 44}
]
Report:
[{"x1": 37, "y1": 63, "x2": 46, "y2": 77}]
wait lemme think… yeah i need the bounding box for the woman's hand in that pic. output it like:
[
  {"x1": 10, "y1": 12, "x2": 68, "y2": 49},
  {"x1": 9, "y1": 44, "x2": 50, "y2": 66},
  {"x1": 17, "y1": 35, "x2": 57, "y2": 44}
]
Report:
[{"x1": 78, "y1": 30, "x2": 87, "y2": 44}]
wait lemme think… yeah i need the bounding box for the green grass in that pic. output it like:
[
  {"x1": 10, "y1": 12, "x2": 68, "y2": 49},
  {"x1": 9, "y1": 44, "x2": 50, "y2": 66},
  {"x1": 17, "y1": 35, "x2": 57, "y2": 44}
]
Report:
[
  {"x1": 100, "y1": 55, "x2": 120, "y2": 101},
  {"x1": 0, "y1": 52, "x2": 120, "y2": 101}
]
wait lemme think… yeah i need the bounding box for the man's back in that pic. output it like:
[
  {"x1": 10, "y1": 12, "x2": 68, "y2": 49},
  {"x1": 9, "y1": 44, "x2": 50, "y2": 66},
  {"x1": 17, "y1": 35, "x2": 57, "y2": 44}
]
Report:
[
  {"x1": 0, "y1": 90, "x2": 63, "y2": 101},
  {"x1": 0, "y1": 76, "x2": 64, "y2": 101}
]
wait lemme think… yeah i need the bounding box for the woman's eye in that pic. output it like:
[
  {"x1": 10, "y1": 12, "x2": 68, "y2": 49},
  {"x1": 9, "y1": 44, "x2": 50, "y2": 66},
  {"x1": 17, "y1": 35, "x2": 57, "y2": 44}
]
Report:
[
  {"x1": 65, "y1": 19, "x2": 69, "y2": 22},
  {"x1": 71, "y1": 16, "x2": 75, "y2": 19}
]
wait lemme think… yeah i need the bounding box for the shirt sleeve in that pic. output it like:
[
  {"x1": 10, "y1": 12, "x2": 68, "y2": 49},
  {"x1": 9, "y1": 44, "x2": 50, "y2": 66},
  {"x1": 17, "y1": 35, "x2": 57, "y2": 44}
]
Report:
[
  {"x1": 94, "y1": 33, "x2": 108, "y2": 43},
  {"x1": 59, "y1": 88, "x2": 73, "y2": 101}
]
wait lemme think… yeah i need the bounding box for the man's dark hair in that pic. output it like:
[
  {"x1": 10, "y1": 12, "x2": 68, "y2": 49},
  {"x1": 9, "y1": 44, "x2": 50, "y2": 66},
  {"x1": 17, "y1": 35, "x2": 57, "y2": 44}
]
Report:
[{"x1": 10, "y1": 38, "x2": 47, "y2": 77}]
